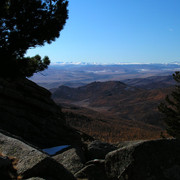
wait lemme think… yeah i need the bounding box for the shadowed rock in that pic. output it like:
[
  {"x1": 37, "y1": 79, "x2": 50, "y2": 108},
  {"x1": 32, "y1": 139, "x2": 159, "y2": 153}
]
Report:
[
  {"x1": 105, "y1": 139, "x2": 180, "y2": 180},
  {"x1": 0, "y1": 78, "x2": 85, "y2": 148},
  {"x1": 53, "y1": 147, "x2": 86, "y2": 174},
  {"x1": 87, "y1": 140, "x2": 117, "y2": 160},
  {"x1": 75, "y1": 159, "x2": 108, "y2": 180},
  {"x1": 0, "y1": 155, "x2": 17, "y2": 179},
  {"x1": 0, "y1": 132, "x2": 75, "y2": 180},
  {"x1": 25, "y1": 178, "x2": 45, "y2": 180}
]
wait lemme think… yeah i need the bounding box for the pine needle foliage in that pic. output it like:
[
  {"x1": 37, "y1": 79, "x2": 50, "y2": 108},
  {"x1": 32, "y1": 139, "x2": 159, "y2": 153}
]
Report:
[{"x1": 0, "y1": 0, "x2": 68, "y2": 77}]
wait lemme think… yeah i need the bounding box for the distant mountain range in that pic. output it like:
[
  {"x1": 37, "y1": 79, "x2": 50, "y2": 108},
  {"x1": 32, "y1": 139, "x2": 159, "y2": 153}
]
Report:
[{"x1": 30, "y1": 63, "x2": 180, "y2": 89}]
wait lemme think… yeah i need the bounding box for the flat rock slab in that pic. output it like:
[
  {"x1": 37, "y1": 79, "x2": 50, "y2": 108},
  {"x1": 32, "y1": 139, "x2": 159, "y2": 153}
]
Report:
[
  {"x1": 53, "y1": 147, "x2": 85, "y2": 174},
  {"x1": 0, "y1": 132, "x2": 75, "y2": 180},
  {"x1": 105, "y1": 139, "x2": 180, "y2": 180}
]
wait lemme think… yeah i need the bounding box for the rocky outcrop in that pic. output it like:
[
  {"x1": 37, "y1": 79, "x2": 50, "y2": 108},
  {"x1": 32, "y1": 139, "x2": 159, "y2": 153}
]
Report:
[
  {"x1": 75, "y1": 159, "x2": 108, "y2": 180},
  {"x1": 0, "y1": 77, "x2": 87, "y2": 148},
  {"x1": 56, "y1": 139, "x2": 180, "y2": 180},
  {"x1": 25, "y1": 178, "x2": 45, "y2": 180},
  {"x1": 53, "y1": 147, "x2": 86, "y2": 174},
  {"x1": 52, "y1": 140, "x2": 117, "y2": 179},
  {"x1": 87, "y1": 140, "x2": 117, "y2": 160},
  {"x1": 0, "y1": 132, "x2": 75, "y2": 180},
  {"x1": 1, "y1": 129, "x2": 179, "y2": 180},
  {"x1": 105, "y1": 139, "x2": 180, "y2": 180}
]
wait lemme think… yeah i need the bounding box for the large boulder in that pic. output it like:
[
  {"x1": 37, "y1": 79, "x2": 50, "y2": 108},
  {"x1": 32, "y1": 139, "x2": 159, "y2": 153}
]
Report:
[
  {"x1": 105, "y1": 139, "x2": 180, "y2": 180},
  {"x1": 53, "y1": 146, "x2": 86, "y2": 174},
  {"x1": 87, "y1": 140, "x2": 117, "y2": 160},
  {"x1": 0, "y1": 132, "x2": 75, "y2": 180},
  {"x1": 75, "y1": 159, "x2": 108, "y2": 180},
  {"x1": 116, "y1": 140, "x2": 145, "y2": 149},
  {"x1": 0, "y1": 78, "x2": 85, "y2": 148}
]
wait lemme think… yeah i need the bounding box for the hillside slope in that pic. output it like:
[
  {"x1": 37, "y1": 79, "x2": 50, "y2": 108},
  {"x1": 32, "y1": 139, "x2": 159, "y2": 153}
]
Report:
[{"x1": 123, "y1": 75, "x2": 175, "y2": 89}]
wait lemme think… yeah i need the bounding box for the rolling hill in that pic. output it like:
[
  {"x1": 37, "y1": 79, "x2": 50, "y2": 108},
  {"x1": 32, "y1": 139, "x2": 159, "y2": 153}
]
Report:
[{"x1": 51, "y1": 77, "x2": 174, "y2": 142}]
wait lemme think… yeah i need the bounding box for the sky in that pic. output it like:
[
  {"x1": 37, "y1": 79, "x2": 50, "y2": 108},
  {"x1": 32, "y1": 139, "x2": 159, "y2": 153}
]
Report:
[{"x1": 26, "y1": 0, "x2": 180, "y2": 64}]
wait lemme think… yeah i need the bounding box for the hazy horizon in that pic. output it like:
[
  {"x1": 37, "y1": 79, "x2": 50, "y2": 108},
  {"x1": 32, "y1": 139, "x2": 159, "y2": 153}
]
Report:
[{"x1": 50, "y1": 61, "x2": 180, "y2": 65}]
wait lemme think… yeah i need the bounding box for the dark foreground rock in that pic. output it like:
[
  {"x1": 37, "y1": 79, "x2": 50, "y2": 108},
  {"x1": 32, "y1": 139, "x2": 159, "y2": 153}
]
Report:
[
  {"x1": 25, "y1": 178, "x2": 45, "y2": 180},
  {"x1": 0, "y1": 77, "x2": 88, "y2": 148},
  {"x1": 0, "y1": 155, "x2": 17, "y2": 179},
  {"x1": 1, "y1": 129, "x2": 179, "y2": 180},
  {"x1": 87, "y1": 140, "x2": 117, "y2": 160},
  {"x1": 75, "y1": 159, "x2": 108, "y2": 180},
  {"x1": 105, "y1": 139, "x2": 180, "y2": 180},
  {"x1": 53, "y1": 147, "x2": 86, "y2": 174},
  {"x1": 0, "y1": 132, "x2": 75, "y2": 180}
]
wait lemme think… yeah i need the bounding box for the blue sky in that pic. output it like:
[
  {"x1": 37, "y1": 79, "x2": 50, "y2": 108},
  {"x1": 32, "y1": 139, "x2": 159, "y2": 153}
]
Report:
[{"x1": 26, "y1": 0, "x2": 180, "y2": 64}]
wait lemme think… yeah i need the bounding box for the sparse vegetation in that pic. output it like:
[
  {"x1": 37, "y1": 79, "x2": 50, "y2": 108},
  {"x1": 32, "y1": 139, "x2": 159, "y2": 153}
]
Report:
[{"x1": 63, "y1": 106, "x2": 168, "y2": 143}]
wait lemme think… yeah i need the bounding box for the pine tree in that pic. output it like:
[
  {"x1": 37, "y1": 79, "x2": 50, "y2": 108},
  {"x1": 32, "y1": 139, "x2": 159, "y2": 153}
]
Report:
[
  {"x1": 158, "y1": 71, "x2": 180, "y2": 138},
  {"x1": 0, "y1": 0, "x2": 68, "y2": 77}
]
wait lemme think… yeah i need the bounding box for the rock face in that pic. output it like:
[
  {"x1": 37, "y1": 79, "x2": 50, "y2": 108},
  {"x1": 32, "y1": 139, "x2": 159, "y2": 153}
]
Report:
[
  {"x1": 87, "y1": 140, "x2": 117, "y2": 160},
  {"x1": 75, "y1": 159, "x2": 108, "y2": 180},
  {"x1": 0, "y1": 132, "x2": 75, "y2": 180},
  {"x1": 0, "y1": 78, "x2": 85, "y2": 148},
  {"x1": 53, "y1": 147, "x2": 86, "y2": 174},
  {"x1": 25, "y1": 178, "x2": 45, "y2": 180},
  {"x1": 105, "y1": 139, "x2": 180, "y2": 180},
  {"x1": 1, "y1": 129, "x2": 179, "y2": 180}
]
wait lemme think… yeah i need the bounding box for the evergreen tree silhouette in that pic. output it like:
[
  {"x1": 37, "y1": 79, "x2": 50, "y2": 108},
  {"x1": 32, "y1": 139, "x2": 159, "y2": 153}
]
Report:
[
  {"x1": 158, "y1": 71, "x2": 180, "y2": 138},
  {"x1": 0, "y1": 0, "x2": 68, "y2": 77}
]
